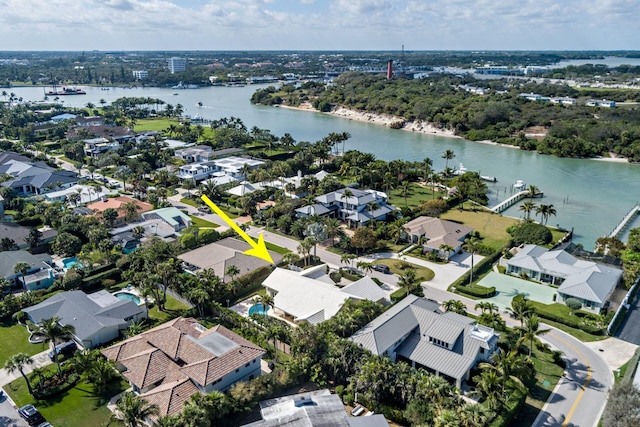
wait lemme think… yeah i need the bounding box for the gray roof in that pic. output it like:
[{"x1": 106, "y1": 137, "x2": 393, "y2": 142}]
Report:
[
  {"x1": 243, "y1": 389, "x2": 389, "y2": 427},
  {"x1": 509, "y1": 245, "x2": 622, "y2": 304},
  {"x1": 23, "y1": 290, "x2": 144, "y2": 342},
  {"x1": 0, "y1": 151, "x2": 31, "y2": 165},
  {"x1": 295, "y1": 203, "x2": 332, "y2": 217},
  {"x1": 350, "y1": 295, "x2": 499, "y2": 381},
  {"x1": 341, "y1": 277, "x2": 388, "y2": 302},
  {"x1": 0, "y1": 250, "x2": 52, "y2": 278},
  {"x1": 0, "y1": 223, "x2": 57, "y2": 247},
  {"x1": 315, "y1": 188, "x2": 378, "y2": 206}
]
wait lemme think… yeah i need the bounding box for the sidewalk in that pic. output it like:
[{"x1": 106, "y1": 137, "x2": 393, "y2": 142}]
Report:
[{"x1": 0, "y1": 350, "x2": 52, "y2": 387}]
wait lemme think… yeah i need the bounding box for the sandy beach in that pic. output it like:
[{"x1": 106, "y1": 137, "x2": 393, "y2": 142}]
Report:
[{"x1": 280, "y1": 103, "x2": 460, "y2": 139}]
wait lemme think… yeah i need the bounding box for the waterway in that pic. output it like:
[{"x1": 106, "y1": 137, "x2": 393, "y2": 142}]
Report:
[{"x1": 8, "y1": 85, "x2": 640, "y2": 249}]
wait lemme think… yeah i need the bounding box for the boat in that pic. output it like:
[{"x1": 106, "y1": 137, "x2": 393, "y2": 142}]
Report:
[
  {"x1": 45, "y1": 86, "x2": 86, "y2": 96},
  {"x1": 172, "y1": 93, "x2": 179, "y2": 96},
  {"x1": 452, "y1": 163, "x2": 468, "y2": 176},
  {"x1": 171, "y1": 82, "x2": 199, "y2": 89},
  {"x1": 480, "y1": 175, "x2": 497, "y2": 182},
  {"x1": 513, "y1": 180, "x2": 526, "y2": 191},
  {"x1": 196, "y1": 102, "x2": 203, "y2": 107}
]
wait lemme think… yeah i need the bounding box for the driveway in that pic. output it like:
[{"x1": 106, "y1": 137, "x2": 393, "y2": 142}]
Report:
[
  {"x1": 614, "y1": 293, "x2": 640, "y2": 345},
  {"x1": 0, "y1": 392, "x2": 28, "y2": 427}
]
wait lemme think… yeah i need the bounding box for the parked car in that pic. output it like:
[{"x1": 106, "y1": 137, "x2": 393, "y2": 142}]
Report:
[
  {"x1": 37, "y1": 423, "x2": 53, "y2": 427},
  {"x1": 48, "y1": 341, "x2": 77, "y2": 361},
  {"x1": 198, "y1": 206, "x2": 211, "y2": 213},
  {"x1": 372, "y1": 264, "x2": 390, "y2": 274},
  {"x1": 18, "y1": 404, "x2": 45, "y2": 426}
]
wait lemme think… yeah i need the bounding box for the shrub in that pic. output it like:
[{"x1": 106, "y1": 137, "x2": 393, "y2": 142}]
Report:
[
  {"x1": 62, "y1": 268, "x2": 84, "y2": 290},
  {"x1": 456, "y1": 284, "x2": 497, "y2": 298},
  {"x1": 510, "y1": 222, "x2": 553, "y2": 245},
  {"x1": 391, "y1": 288, "x2": 409, "y2": 303},
  {"x1": 82, "y1": 268, "x2": 121, "y2": 290},
  {"x1": 199, "y1": 229, "x2": 220, "y2": 244},
  {"x1": 565, "y1": 298, "x2": 582, "y2": 310},
  {"x1": 180, "y1": 233, "x2": 197, "y2": 249}
]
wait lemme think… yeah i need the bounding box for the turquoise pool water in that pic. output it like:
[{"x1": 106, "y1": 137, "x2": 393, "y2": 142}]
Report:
[
  {"x1": 248, "y1": 303, "x2": 270, "y2": 316},
  {"x1": 114, "y1": 291, "x2": 141, "y2": 305},
  {"x1": 62, "y1": 257, "x2": 79, "y2": 269}
]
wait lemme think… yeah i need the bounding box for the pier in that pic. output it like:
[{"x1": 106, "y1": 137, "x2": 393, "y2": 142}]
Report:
[
  {"x1": 609, "y1": 203, "x2": 640, "y2": 239},
  {"x1": 491, "y1": 191, "x2": 531, "y2": 213}
]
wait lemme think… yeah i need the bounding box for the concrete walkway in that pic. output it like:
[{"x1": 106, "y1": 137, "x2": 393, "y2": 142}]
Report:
[{"x1": 0, "y1": 350, "x2": 52, "y2": 388}]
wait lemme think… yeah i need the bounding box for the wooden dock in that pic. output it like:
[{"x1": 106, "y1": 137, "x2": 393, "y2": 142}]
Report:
[
  {"x1": 609, "y1": 203, "x2": 640, "y2": 239},
  {"x1": 491, "y1": 191, "x2": 530, "y2": 213}
]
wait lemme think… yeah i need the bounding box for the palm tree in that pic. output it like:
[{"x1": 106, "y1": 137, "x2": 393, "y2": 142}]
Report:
[
  {"x1": 519, "y1": 201, "x2": 536, "y2": 220},
  {"x1": 36, "y1": 316, "x2": 76, "y2": 371},
  {"x1": 422, "y1": 157, "x2": 434, "y2": 183},
  {"x1": 474, "y1": 301, "x2": 498, "y2": 315},
  {"x1": 527, "y1": 185, "x2": 540, "y2": 198},
  {"x1": 131, "y1": 225, "x2": 145, "y2": 240},
  {"x1": 324, "y1": 218, "x2": 342, "y2": 246},
  {"x1": 438, "y1": 244, "x2": 454, "y2": 261},
  {"x1": 508, "y1": 296, "x2": 532, "y2": 327},
  {"x1": 400, "y1": 181, "x2": 410, "y2": 206},
  {"x1": 442, "y1": 299, "x2": 466, "y2": 315},
  {"x1": 13, "y1": 262, "x2": 30, "y2": 288},
  {"x1": 256, "y1": 293, "x2": 275, "y2": 312},
  {"x1": 459, "y1": 404, "x2": 490, "y2": 427},
  {"x1": 120, "y1": 200, "x2": 142, "y2": 222},
  {"x1": 545, "y1": 204, "x2": 557, "y2": 225},
  {"x1": 463, "y1": 237, "x2": 480, "y2": 284},
  {"x1": 340, "y1": 253, "x2": 357, "y2": 268},
  {"x1": 110, "y1": 391, "x2": 160, "y2": 427},
  {"x1": 517, "y1": 314, "x2": 551, "y2": 356},
  {"x1": 102, "y1": 207, "x2": 119, "y2": 228},
  {"x1": 399, "y1": 267, "x2": 420, "y2": 295},
  {"x1": 473, "y1": 369, "x2": 503, "y2": 410},
  {"x1": 442, "y1": 149, "x2": 455, "y2": 170},
  {"x1": 356, "y1": 261, "x2": 373, "y2": 274},
  {"x1": 297, "y1": 239, "x2": 313, "y2": 266},
  {"x1": 4, "y1": 353, "x2": 34, "y2": 395},
  {"x1": 225, "y1": 264, "x2": 240, "y2": 283},
  {"x1": 480, "y1": 350, "x2": 532, "y2": 395}
]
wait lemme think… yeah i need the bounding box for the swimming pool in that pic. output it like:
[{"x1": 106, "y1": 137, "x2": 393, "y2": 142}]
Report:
[
  {"x1": 248, "y1": 303, "x2": 270, "y2": 316},
  {"x1": 113, "y1": 291, "x2": 142, "y2": 305},
  {"x1": 62, "y1": 257, "x2": 80, "y2": 269}
]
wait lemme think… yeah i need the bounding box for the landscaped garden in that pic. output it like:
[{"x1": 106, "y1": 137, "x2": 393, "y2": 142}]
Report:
[{"x1": 0, "y1": 322, "x2": 46, "y2": 366}]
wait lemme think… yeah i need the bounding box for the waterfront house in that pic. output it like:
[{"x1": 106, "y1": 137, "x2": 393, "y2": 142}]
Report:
[
  {"x1": 102, "y1": 317, "x2": 265, "y2": 420},
  {"x1": 24, "y1": 290, "x2": 147, "y2": 348},
  {"x1": 0, "y1": 250, "x2": 55, "y2": 291},
  {"x1": 350, "y1": 295, "x2": 499, "y2": 388},
  {"x1": 403, "y1": 216, "x2": 473, "y2": 259},
  {"x1": 312, "y1": 187, "x2": 395, "y2": 227},
  {"x1": 505, "y1": 244, "x2": 622, "y2": 312}
]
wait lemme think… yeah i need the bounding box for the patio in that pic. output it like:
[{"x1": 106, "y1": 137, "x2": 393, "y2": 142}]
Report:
[{"x1": 477, "y1": 272, "x2": 558, "y2": 310}]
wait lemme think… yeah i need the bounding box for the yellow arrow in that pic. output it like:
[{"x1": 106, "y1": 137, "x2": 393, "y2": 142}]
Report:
[{"x1": 200, "y1": 195, "x2": 274, "y2": 264}]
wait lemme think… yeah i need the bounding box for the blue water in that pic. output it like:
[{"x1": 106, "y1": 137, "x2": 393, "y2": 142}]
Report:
[
  {"x1": 114, "y1": 292, "x2": 141, "y2": 305},
  {"x1": 248, "y1": 303, "x2": 270, "y2": 316},
  {"x1": 62, "y1": 257, "x2": 79, "y2": 269}
]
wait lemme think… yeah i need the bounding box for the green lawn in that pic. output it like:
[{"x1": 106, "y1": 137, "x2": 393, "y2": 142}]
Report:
[
  {"x1": 134, "y1": 118, "x2": 216, "y2": 138},
  {"x1": 265, "y1": 242, "x2": 291, "y2": 255},
  {"x1": 513, "y1": 347, "x2": 566, "y2": 426},
  {"x1": 6, "y1": 371, "x2": 128, "y2": 427},
  {"x1": 389, "y1": 183, "x2": 439, "y2": 208},
  {"x1": 189, "y1": 216, "x2": 220, "y2": 229},
  {"x1": 148, "y1": 294, "x2": 192, "y2": 325},
  {"x1": 441, "y1": 205, "x2": 517, "y2": 251},
  {"x1": 0, "y1": 322, "x2": 48, "y2": 366},
  {"x1": 373, "y1": 258, "x2": 435, "y2": 281}
]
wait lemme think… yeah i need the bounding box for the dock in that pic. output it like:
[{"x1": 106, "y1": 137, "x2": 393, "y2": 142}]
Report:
[
  {"x1": 609, "y1": 203, "x2": 640, "y2": 239},
  {"x1": 491, "y1": 191, "x2": 530, "y2": 213}
]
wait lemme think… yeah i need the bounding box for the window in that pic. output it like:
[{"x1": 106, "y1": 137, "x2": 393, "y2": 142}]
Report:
[
  {"x1": 235, "y1": 368, "x2": 239, "y2": 373},
  {"x1": 480, "y1": 348, "x2": 485, "y2": 354},
  {"x1": 245, "y1": 362, "x2": 250, "y2": 367}
]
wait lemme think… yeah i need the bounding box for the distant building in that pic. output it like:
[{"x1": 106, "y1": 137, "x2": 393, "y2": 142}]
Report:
[
  {"x1": 168, "y1": 57, "x2": 186, "y2": 74},
  {"x1": 132, "y1": 70, "x2": 148, "y2": 80}
]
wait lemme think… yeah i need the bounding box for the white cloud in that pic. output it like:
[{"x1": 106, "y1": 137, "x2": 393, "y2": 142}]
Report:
[{"x1": 0, "y1": 0, "x2": 637, "y2": 50}]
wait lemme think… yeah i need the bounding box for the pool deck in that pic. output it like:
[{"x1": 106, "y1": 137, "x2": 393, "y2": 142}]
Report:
[{"x1": 477, "y1": 272, "x2": 557, "y2": 310}]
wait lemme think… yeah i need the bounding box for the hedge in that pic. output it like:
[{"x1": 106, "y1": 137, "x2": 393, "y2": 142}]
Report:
[
  {"x1": 532, "y1": 302, "x2": 604, "y2": 335},
  {"x1": 456, "y1": 284, "x2": 497, "y2": 298},
  {"x1": 391, "y1": 288, "x2": 409, "y2": 303},
  {"x1": 81, "y1": 268, "x2": 121, "y2": 290},
  {"x1": 450, "y1": 250, "x2": 503, "y2": 290}
]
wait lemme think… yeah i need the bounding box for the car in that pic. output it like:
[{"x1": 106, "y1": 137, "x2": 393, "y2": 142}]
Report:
[
  {"x1": 37, "y1": 423, "x2": 53, "y2": 427},
  {"x1": 48, "y1": 341, "x2": 77, "y2": 361},
  {"x1": 372, "y1": 264, "x2": 390, "y2": 274},
  {"x1": 18, "y1": 404, "x2": 45, "y2": 426},
  {"x1": 197, "y1": 206, "x2": 211, "y2": 213}
]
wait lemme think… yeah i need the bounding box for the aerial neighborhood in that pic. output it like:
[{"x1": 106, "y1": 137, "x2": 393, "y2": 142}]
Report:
[{"x1": 0, "y1": 49, "x2": 639, "y2": 427}]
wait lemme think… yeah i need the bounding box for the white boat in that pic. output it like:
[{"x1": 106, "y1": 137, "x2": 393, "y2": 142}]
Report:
[
  {"x1": 513, "y1": 180, "x2": 526, "y2": 191},
  {"x1": 452, "y1": 163, "x2": 468, "y2": 176}
]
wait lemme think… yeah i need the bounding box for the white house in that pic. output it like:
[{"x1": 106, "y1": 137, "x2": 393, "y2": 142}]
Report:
[
  {"x1": 505, "y1": 244, "x2": 622, "y2": 312},
  {"x1": 312, "y1": 187, "x2": 395, "y2": 227}
]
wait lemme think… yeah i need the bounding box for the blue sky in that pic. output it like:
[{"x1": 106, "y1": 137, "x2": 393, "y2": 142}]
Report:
[{"x1": 1, "y1": 0, "x2": 638, "y2": 51}]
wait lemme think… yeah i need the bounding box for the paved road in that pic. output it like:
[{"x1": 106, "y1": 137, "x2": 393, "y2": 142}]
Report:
[
  {"x1": 532, "y1": 329, "x2": 613, "y2": 427},
  {"x1": 0, "y1": 393, "x2": 28, "y2": 427}
]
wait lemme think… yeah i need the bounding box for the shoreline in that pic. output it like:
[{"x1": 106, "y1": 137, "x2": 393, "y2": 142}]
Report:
[
  {"x1": 279, "y1": 103, "x2": 461, "y2": 139},
  {"x1": 279, "y1": 103, "x2": 633, "y2": 164}
]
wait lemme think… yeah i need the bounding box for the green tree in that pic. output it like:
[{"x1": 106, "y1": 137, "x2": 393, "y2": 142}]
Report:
[
  {"x1": 4, "y1": 353, "x2": 34, "y2": 395},
  {"x1": 24, "y1": 228, "x2": 43, "y2": 249},
  {"x1": 102, "y1": 207, "x2": 119, "y2": 228},
  {"x1": 351, "y1": 227, "x2": 376, "y2": 254},
  {"x1": 110, "y1": 391, "x2": 160, "y2": 427},
  {"x1": 463, "y1": 237, "x2": 480, "y2": 284},
  {"x1": 52, "y1": 232, "x2": 82, "y2": 257},
  {"x1": 517, "y1": 314, "x2": 551, "y2": 356},
  {"x1": 442, "y1": 149, "x2": 455, "y2": 170},
  {"x1": 442, "y1": 299, "x2": 466, "y2": 315},
  {"x1": 519, "y1": 201, "x2": 536, "y2": 220},
  {"x1": 13, "y1": 262, "x2": 30, "y2": 287},
  {"x1": 36, "y1": 316, "x2": 76, "y2": 371}
]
